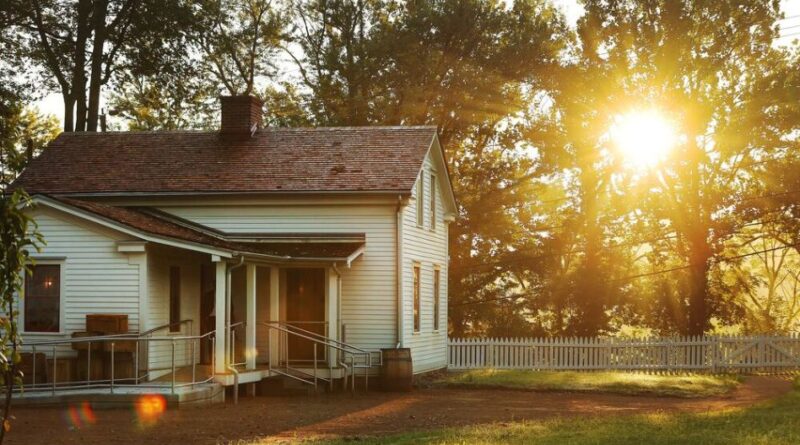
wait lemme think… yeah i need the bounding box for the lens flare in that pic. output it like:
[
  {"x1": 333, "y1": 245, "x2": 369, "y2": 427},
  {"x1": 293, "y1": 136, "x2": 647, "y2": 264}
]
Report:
[
  {"x1": 135, "y1": 394, "x2": 167, "y2": 426},
  {"x1": 611, "y1": 110, "x2": 677, "y2": 167},
  {"x1": 64, "y1": 402, "x2": 96, "y2": 430}
]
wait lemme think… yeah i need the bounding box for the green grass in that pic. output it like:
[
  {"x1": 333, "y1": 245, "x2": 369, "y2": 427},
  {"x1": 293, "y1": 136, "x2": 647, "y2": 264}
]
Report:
[
  {"x1": 435, "y1": 369, "x2": 741, "y2": 398},
  {"x1": 312, "y1": 376, "x2": 800, "y2": 445}
]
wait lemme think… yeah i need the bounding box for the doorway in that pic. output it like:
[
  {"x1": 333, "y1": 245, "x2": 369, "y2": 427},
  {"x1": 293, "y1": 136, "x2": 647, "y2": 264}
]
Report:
[{"x1": 285, "y1": 268, "x2": 325, "y2": 362}]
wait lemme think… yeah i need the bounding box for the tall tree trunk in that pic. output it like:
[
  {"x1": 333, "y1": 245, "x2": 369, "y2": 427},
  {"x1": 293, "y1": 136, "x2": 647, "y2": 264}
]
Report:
[
  {"x1": 72, "y1": 0, "x2": 92, "y2": 132},
  {"x1": 86, "y1": 0, "x2": 108, "y2": 132},
  {"x1": 686, "y1": 234, "x2": 712, "y2": 335},
  {"x1": 573, "y1": 161, "x2": 606, "y2": 336},
  {"x1": 62, "y1": 93, "x2": 75, "y2": 132}
]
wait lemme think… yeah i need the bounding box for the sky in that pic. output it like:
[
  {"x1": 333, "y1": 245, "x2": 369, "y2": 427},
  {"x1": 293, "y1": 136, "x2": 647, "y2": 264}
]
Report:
[{"x1": 34, "y1": 0, "x2": 800, "y2": 127}]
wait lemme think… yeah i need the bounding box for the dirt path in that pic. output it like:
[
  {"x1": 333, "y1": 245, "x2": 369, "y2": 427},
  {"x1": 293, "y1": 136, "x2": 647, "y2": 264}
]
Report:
[{"x1": 5, "y1": 376, "x2": 793, "y2": 445}]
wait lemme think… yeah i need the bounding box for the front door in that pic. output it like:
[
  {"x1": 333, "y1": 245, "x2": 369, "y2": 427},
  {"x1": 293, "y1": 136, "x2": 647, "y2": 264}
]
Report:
[{"x1": 285, "y1": 268, "x2": 325, "y2": 362}]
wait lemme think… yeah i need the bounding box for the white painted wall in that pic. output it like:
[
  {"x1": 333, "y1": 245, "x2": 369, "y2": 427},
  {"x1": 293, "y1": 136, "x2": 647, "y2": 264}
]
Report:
[
  {"x1": 158, "y1": 203, "x2": 399, "y2": 353},
  {"x1": 145, "y1": 244, "x2": 203, "y2": 377},
  {"x1": 402, "y1": 153, "x2": 450, "y2": 373},
  {"x1": 18, "y1": 208, "x2": 141, "y2": 357}
]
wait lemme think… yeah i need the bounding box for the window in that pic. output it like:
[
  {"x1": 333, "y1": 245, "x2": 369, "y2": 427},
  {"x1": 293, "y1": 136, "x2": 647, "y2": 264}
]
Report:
[
  {"x1": 416, "y1": 175, "x2": 424, "y2": 227},
  {"x1": 433, "y1": 266, "x2": 441, "y2": 331},
  {"x1": 24, "y1": 264, "x2": 61, "y2": 332},
  {"x1": 169, "y1": 266, "x2": 181, "y2": 332},
  {"x1": 430, "y1": 173, "x2": 436, "y2": 230},
  {"x1": 413, "y1": 264, "x2": 421, "y2": 332}
]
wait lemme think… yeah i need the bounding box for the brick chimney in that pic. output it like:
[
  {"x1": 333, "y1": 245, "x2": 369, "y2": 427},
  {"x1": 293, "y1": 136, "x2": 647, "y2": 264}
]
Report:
[{"x1": 220, "y1": 95, "x2": 263, "y2": 136}]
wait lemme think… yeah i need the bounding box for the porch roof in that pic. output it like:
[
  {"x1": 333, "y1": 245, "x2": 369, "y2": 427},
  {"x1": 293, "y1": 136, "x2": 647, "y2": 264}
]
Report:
[{"x1": 35, "y1": 195, "x2": 366, "y2": 263}]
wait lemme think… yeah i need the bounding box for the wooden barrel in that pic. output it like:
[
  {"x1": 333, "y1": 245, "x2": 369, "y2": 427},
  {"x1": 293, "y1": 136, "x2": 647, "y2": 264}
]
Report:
[{"x1": 381, "y1": 348, "x2": 413, "y2": 391}]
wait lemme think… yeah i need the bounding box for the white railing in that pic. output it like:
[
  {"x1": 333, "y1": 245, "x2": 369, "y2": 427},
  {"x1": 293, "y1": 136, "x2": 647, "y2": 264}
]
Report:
[{"x1": 448, "y1": 334, "x2": 800, "y2": 373}]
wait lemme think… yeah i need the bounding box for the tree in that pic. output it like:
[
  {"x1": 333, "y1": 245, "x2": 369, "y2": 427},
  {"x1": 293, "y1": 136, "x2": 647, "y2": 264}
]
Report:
[
  {"x1": 574, "y1": 0, "x2": 797, "y2": 334},
  {"x1": 13, "y1": 0, "x2": 195, "y2": 132},
  {"x1": 194, "y1": 0, "x2": 288, "y2": 96},
  {"x1": 282, "y1": 0, "x2": 568, "y2": 335},
  {"x1": 0, "y1": 190, "x2": 43, "y2": 443},
  {"x1": 0, "y1": 92, "x2": 61, "y2": 190}
]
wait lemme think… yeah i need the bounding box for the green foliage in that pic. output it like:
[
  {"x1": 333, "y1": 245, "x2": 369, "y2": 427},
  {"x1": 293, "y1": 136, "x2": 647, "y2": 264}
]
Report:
[{"x1": 0, "y1": 189, "x2": 43, "y2": 441}]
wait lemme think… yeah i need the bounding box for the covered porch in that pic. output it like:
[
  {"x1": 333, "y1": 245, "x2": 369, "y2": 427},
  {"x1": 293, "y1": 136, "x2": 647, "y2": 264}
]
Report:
[{"x1": 150, "y1": 232, "x2": 368, "y2": 387}]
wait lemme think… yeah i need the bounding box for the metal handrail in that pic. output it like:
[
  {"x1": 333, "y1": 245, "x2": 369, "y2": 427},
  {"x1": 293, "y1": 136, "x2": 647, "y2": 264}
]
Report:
[
  {"x1": 265, "y1": 320, "x2": 369, "y2": 355},
  {"x1": 16, "y1": 330, "x2": 216, "y2": 396},
  {"x1": 228, "y1": 321, "x2": 247, "y2": 367},
  {"x1": 260, "y1": 321, "x2": 376, "y2": 391},
  {"x1": 141, "y1": 319, "x2": 194, "y2": 336}
]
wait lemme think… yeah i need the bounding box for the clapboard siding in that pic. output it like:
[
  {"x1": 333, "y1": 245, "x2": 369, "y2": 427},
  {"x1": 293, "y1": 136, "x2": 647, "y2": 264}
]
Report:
[
  {"x1": 158, "y1": 203, "x2": 399, "y2": 352},
  {"x1": 402, "y1": 154, "x2": 449, "y2": 373},
  {"x1": 146, "y1": 244, "x2": 203, "y2": 376},
  {"x1": 19, "y1": 208, "x2": 141, "y2": 356}
]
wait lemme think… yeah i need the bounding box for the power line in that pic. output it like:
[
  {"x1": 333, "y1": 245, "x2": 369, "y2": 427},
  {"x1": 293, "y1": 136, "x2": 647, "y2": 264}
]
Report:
[{"x1": 449, "y1": 241, "x2": 800, "y2": 308}]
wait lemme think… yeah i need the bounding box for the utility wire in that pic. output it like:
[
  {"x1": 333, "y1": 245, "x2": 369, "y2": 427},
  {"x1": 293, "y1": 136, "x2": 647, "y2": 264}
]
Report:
[{"x1": 449, "y1": 241, "x2": 800, "y2": 308}]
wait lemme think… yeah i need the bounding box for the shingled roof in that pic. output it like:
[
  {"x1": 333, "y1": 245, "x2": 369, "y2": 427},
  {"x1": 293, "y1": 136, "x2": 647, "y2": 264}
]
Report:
[
  {"x1": 41, "y1": 196, "x2": 366, "y2": 262},
  {"x1": 12, "y1": 126, "x2": 438, "y2": 195}
]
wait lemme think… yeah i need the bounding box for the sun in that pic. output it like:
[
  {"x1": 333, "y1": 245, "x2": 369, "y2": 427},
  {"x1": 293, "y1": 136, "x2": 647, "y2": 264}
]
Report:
[{"x1": 610, "y1": 110, "x2": 677, "y2": 167}]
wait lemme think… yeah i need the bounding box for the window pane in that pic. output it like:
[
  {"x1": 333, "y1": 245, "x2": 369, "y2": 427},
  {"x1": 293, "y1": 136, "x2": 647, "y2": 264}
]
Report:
[
  {"x1": 413, "y1": 265, "x2": 421, "y2": 332},
  {"x1": 170, "y1": 267, "x2": 181, "y2": 332},
  {"x1": 25, "y1": 265, "x2": 60, "y2": 332}
]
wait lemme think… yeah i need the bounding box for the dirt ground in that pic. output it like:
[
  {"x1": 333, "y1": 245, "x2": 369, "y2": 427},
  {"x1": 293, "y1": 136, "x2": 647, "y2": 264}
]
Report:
[{"x1": 5, "y1": 376, "x2": 793, "y2": 445}]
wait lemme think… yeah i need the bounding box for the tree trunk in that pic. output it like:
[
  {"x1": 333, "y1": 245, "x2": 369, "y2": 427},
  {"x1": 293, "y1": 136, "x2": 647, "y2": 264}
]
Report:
[
  {"x1": 687, "y1": 238, "x2": 712, "y2": 335},
  {"x1": 572, "y1": 162, "x2": 606, "y2": 336},
  {"x1": 62, "y1": 93, "x2": 75, "y2": 132},
  {"x1": 86, "y1": 0, "x2": 108, "y2": 132},
  {"x1": 72, "y1": 0, "x2": 92, "y2": 132}
]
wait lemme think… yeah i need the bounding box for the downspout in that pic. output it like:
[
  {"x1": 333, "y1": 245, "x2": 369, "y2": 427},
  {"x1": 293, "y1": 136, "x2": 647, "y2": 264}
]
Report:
[
  {"x1": 395, "y1": 195, "x2": 404, "y2": 348},
  {"x1": 226, "y1": 256, "x2": 245, "y2": 380}
]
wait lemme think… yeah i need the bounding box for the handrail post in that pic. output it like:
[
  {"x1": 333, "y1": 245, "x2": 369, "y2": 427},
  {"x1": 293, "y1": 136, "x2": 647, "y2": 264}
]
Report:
[
  {"x1": 211, "y1": 336, "x2": 216, "y2": 376},
  {"x1": 110, "y1": 342, "x2": 115, "y2": 394},
  {"x1": 191, "y1": 338, "x2": 196, "y2": 386},
  {"x1": 87, "y1": 342, "x2": 92, "y2": 386},
  {"x1": 313, "y1": 343, "x2": 318, "y2": 390},
  {"x1": 329, "y1": 344, "x2": 333, "y2": 391},
  {"x1": 32, "y1": 345, "x2": 36, "y2": 389},
  {"x1": 52, "y1": 346, "x2": 57, "y2": 396},
  {"x1": 267, "y1": 329, "x2": 271, "y2": 372},
  {"x1": 171, "y1": 340, "x2": 176, "y2": 394},
  {"x1": 231, "y1": 328, "x2": 236, "y2": 366},
  {"x1": 135, "y1": 340, "x2": 140, "y2": 384}
]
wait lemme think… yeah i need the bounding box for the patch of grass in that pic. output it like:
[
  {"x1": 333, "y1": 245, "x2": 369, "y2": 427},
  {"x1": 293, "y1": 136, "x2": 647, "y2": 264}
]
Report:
[
  {"x1": 314, "y1": 388, "x2": 800, "y2": 445},
  {"x1": 436, "y1": 369, "x2": 741, "y2": 398}
]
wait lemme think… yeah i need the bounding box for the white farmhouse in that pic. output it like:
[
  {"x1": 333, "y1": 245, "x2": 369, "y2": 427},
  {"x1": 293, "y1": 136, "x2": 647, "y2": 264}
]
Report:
[{"x1": 11, "y1": 96, "x2": 456, "y2": 397}]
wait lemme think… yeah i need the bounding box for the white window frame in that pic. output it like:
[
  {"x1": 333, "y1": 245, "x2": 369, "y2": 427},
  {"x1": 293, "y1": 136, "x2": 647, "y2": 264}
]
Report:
[
  {"x1": 20, "y1": 258, "x2": 66, "y2": 336},
  {"x1": 416, "y1": 174, "x2": 425, "y2": 228},
  {"x1": 412, "y1": 262, "x2": 421, "y2": 333},
  {"x1": 433, "y1": 265, "x2": 441, "y2": 332},
  {"x1": 430, "y1": 173, "x2": 437, "y2": 231}
]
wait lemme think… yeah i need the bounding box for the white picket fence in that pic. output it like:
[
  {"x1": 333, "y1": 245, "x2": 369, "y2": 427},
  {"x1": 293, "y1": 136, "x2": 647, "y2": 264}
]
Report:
[{"x1": 448, "y1": 334, "x2": 800, "y2": 373}]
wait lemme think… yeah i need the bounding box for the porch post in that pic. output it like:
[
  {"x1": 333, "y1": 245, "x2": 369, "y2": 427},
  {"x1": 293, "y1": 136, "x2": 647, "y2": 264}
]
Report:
[
  {"x1": 214, "y1": 259, "x2": 227, "y2": 374},
  {"x1": 245, "y1": 264, "x2": 257, "y2": 370},
  {"x1": 269, "y1": 267, "x2": 280, "y2": 366},
  {"x1": 326, "y1": 267, "x2": 339, "y2": 368}
]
